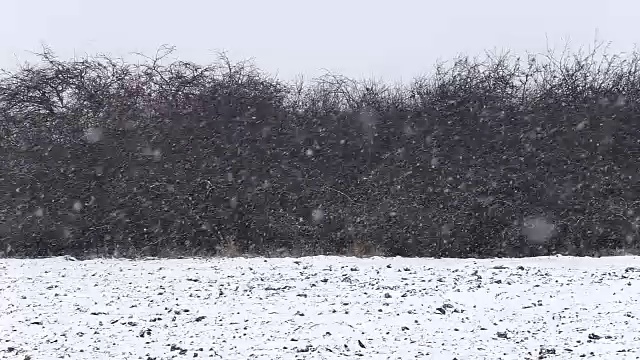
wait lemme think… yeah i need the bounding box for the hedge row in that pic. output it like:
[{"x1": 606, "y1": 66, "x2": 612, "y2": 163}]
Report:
[{"x1": 1, "y1": 45, "x2": 639, "y2": 258}]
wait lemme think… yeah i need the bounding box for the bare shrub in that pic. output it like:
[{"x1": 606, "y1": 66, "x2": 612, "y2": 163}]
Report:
[{"x1": 2, "y1": 41, "x2": 639, "y2": 258}]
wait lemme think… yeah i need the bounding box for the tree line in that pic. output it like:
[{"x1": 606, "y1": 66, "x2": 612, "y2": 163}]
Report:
[{"x1": 1, "y1": 45, "x2": 639, "y2": 258}]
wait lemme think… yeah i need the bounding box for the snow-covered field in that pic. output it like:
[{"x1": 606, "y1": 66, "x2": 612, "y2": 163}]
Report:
[{"x1": 1, "y1": 256, "x2": 640, "y2": 360}]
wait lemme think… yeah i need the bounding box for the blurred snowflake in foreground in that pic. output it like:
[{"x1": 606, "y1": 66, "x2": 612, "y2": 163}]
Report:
[{"x1": 522, "y1": 217, "x2": 555, "y2": 244}]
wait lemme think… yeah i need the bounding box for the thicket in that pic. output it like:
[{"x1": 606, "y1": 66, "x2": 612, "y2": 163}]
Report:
[{"x1": 1, "y1": 44, "x2": 639, "y2": 259}]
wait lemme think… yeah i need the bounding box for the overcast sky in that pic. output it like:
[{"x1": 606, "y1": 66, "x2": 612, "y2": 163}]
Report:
[{"x1": 2, "y1": 0, "x2": 638, "y2": 82}]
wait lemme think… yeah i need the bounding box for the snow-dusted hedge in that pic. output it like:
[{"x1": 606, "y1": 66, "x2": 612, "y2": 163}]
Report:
[{"x1": 1, "y1": 44, "x2": 639, "y2": 258}]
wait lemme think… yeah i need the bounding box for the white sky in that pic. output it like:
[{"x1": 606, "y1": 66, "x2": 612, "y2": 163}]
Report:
[{"x1": 1, "y1": 0, "x2": 638, "y2": 82}]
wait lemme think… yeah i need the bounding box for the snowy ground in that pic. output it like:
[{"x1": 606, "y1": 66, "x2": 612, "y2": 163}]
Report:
[{"x1": 1, "y1": 256, "x2": 640, "y2": 360}]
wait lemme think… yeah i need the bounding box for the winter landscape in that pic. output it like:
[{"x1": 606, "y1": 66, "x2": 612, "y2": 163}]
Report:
[
  {"x1": 2, "y1": 255, "x2": 639, "y2": 359},
  {"x1": 3, "y1": 6, "x2": 640, "y2": 360}
]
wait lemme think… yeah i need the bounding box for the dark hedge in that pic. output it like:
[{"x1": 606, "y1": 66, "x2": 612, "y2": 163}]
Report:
[{"x1": 1, "y1": 45, "x2": 639, "y2": 259}]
